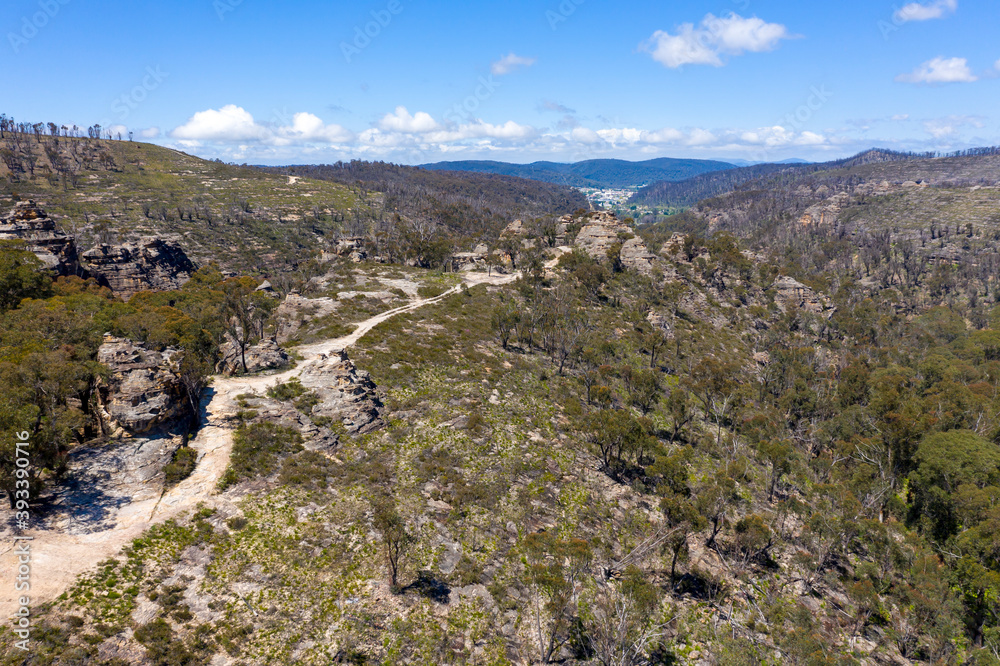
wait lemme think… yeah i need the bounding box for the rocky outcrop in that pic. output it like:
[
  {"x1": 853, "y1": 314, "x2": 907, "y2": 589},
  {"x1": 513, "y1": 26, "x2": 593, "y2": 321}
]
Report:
[
  {"x1": 574, "y1": 211, "x2": 633, "y2": 260},
  {"x1": 96, "y1": 335, "x2": 189, "y2": 436},
  {"x1": 298, "y1": 350, "x2": 383, "y2": 434},
  {"x1": 448, "y1": 245, "x2": 491, "y2": 272},
  {"x1": 574, "y1": 211, "x2": 658, "y2": 273},
  {"x1": 500, "y1": 219, "x2": 526, "y2": 238},
  {"x1": 0, "y1": 200, "x2": 79, "y2": 275},
  {"x1": 331, "y1": 236, "x2": 368, "y2": 262},
  {"x1": 274, "y1": 293, "x2": 340, "y2": 344},
  {"x1": 216, "y1": 338, "x2": 290, "y2": 375},
  {"x1": 620, "y1": 236, "x2": 658, "y2": 274},
  {"x1": 798, "y1": 192, "x2": 850, "y2": 226},
  {"x1": 772, "y1": 276, "x2": 832, "y2": 315},
  {"x1": 82, "y1": 238, "x2": 194, "y2": 299}
]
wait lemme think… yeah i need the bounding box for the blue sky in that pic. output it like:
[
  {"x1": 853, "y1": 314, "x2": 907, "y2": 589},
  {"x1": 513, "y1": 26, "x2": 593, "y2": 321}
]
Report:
[{"x1": 2, "y1": 0, "x2": 998, "y2": 165}]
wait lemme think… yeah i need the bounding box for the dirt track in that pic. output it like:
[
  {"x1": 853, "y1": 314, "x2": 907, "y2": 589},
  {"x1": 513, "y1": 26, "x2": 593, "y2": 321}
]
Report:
[{"x1": 0, "y1": 272, "x2": 516, "y2": 618}]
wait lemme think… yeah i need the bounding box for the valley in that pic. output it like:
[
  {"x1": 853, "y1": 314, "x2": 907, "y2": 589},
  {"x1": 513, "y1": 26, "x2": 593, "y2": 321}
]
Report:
[{"x1": 0, "y1": 131, "x2": 999, "y2": 665}]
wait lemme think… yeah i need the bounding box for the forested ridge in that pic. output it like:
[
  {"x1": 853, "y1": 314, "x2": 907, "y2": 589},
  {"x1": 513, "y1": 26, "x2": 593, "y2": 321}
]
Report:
[
  {"x1": 630, "y1": 147, "x2": 1000, "y2": 211},
  {"x1": 418, "y1": 157, "x2": 737, "y2": 189}
]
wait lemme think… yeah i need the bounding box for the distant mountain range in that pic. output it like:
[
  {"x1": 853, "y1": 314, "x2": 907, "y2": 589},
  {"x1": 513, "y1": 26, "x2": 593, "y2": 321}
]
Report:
[
  {"x1": 724, "y1": 158, "x2": 812, "y2": 167},
  {"x1": 627, "y1": 147, "x2": 1000, "y2": 210},
  {"x1": 418, "y1": 157, "x2": 737, "y2": 189}
]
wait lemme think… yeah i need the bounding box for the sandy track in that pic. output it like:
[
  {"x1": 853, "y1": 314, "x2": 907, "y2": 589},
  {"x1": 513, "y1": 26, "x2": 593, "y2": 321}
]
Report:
[{"x1": 0, "y1": 271, "x2": 517, "y2": 617}]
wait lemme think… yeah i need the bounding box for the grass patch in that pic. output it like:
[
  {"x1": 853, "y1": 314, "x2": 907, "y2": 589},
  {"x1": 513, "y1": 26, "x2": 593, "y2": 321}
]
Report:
[{"x1": 219, "y1": 422, "x2": 304, "y2": 490}]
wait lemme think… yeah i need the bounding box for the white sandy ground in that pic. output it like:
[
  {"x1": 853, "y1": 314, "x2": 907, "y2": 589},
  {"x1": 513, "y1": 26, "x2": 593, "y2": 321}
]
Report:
[{"x1": 0, "y1": 270, "x2": 518, "y2": 618}]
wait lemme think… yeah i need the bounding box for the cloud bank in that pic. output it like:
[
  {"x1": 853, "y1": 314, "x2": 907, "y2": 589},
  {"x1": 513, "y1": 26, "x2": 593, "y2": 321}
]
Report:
[{"x1": 642, "y1": 13, "x2": 794, "y2": 69}]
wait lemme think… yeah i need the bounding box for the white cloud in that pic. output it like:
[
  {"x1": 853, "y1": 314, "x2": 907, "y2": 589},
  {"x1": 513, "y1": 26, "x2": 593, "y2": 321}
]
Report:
[
  {"x1": 995, "y1": 58, "x2": 1000, "y2": 72},
  {"x1": 171, "y1": 105, "x2": 352, "y2": 145},
  {"x1": 491, "y1": 53, "x2": 536, "y2": 76},
  {"x1": 894, "y1": 0, "x2": 957, "y2": 22},
  {"x1": 172, "y1": 105, "x2": 269, "y2": 142},
  {"x1": 278, "y1": 112, "x2": 353, "y2": 143},
  {"x1": 896, "y1": 56, "x2": 978, "y2": 83},
  {"x1": 642, "y1": 13, "x2": 793, "y2": 68},
  {"x1": 922, "y1": 115, "x2": 985, "y2": 138},
  {"x1": 378, "y1": 106, "x2": 440, "y2": 133},
  {"x1": 139, "y1": 127, "x2": 161, "y2": 139},
  {"x1": 891, "y1": 114, "x2": 910, "y2": 121},
  {"x1": 161, "y1": 104, "x2": 855, "y2": 163},
  {"x1": 687, "y1": 128, "x2": 717, "y2": 146},
  {"x1": 108, "y1": 124, "x2": 129, "y2": 138},
  {"x1": 570, "y1": 127, "x2": 602, "y2": 144},
  {"x1": 795, "y1": 131, "x2": 826, "y2": 146}
]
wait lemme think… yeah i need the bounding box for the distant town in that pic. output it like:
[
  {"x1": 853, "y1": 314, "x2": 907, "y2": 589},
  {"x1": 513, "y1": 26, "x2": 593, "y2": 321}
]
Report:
[{"x1": 577, "y1": 187, "x2": 637, "y2": 207}]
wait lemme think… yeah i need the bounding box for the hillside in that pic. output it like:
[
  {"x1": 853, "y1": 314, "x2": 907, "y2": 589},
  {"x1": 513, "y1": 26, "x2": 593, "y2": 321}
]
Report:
[
  {"x1": 2, "y1": 143, "x2": 1000, "y2": 665},
  {"x1": 0, "y1": 133, "x2": 586, "y2": 276},
  {"x1": 629, "y1": 148, "x2": 1000, "y2": 211},
  {"x1": 265, "y1": 161, "x2": 589, "y2": 243},
  {"x1": 0, "y1": 135, "x2": 360, "y2": 273},
  {"x1": 419, "y1": 157, "x2": 736, "y2": 189}
]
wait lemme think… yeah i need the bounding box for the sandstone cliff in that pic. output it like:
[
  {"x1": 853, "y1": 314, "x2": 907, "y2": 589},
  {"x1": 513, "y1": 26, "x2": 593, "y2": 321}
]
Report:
[
  {"x1": 0, "y1": 200, "x2": 79, "y2": 275},
  {"x1": 216, "y1": 338, "x2": 290, "y2": 376},
  {"x1": 96, "y1": 335, "x2": 189, "y2": 436},
  {"x1": 82, "y1": 238, "x2": 195, "y2": 299}
]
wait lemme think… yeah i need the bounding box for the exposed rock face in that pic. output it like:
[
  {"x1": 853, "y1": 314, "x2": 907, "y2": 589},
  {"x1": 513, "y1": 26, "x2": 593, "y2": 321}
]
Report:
[
  {"x1": 216, "y1": 338, "x2": 290, "y2": 375},
  {"x1": 274, "y1": 293, "x2": 340, "y2": 344},
  {"x1": 82, "y1": 238, "x2": 194, "y2": 299},
  {"x1": 0, "y1": 200, "x2": 78, "y2": 275},
  {"x1": 331, "y1": 236, "x2": 368, "y2": 262},
  {"x1": 448, "y1": 246, "x2": 492, "y2": 272},
  {"x1": 298, "y1": 350, "x2": 383, "y2": 434},
  {"x1": 799, "y1": 192, "x2": 850, "y2": 226},
  {"x1": 620, "y1": 236, "x2": 658, "y2": 274},
  {"x1": 96, "y1": 335, "x2": 189, "y2": 436},
  {"x1": 574, "y1": 211, "x2": 633, "y2": 260},
  {"x1": 500, "y1": 219, "x2": 526, "y2": 238},
  {"x1": 772, "y1": 276, "x2": 832, "y2": 315}
]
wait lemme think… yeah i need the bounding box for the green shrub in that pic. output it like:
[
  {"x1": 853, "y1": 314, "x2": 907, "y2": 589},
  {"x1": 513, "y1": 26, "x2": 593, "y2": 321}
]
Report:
[
  {"x1": 226, "y1": 516, "x2": 248, "y2": 530},
  {"x1": 266, "y1": 377, "x2": 308, "y2": 402},
  {"x1": 163, "y1": 446, "x2": 198, "y2": 487},
  {"x1": 218, "y1": 422, "x2": 304, "y2": 490},
  {"x1": 417, "y1": 283, "x2": 448, "y2": 299},
  {"x1": 279, "y1": 451, "x2": 337, "y2": 488}
]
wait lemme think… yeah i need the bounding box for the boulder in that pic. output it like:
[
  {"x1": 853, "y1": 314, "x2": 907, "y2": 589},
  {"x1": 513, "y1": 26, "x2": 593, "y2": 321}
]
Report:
[
  {"x1": 0, "y1": 200, "x2": 79, "y2": 275},
  {"x1": 82, "y1": 238, "x2": 194, "y2": 299},
  {"x1": 620, "y1": 236, "x2": 657, "y2": 274},
  {"x1": 772, "y1": 276, "x2": 832, "y2": 315},
  {"x1": 332, "y1": 237, "x2": 368, "y2": 262},
  {"x1": 217, "y1": 338, "x2": 290, "y2": 375},
  {"x1": 298, "y1": 350, "x2": 383, "y2": 434},
  {"x1": 96, "y1": 335, "x2": 189, "y2": 436},
  {"x1": 448, "y1": 251, "x2": 487, "y2": 272}
]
